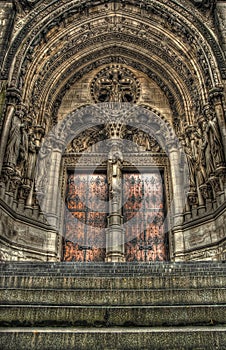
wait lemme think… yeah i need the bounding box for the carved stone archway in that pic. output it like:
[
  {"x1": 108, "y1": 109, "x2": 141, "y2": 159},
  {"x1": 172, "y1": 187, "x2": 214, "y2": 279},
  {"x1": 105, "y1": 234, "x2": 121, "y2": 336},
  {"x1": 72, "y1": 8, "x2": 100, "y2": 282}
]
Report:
[{"x1": 0, "y1": 1, "x2": 226, "y2": 262}]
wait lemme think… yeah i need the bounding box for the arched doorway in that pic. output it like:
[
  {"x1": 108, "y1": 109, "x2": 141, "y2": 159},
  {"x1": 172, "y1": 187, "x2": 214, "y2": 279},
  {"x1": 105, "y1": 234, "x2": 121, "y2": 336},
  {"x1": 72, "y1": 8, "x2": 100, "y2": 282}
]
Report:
[{"x1": 62, "y1": 121, "x2": 171, "y2": 263}]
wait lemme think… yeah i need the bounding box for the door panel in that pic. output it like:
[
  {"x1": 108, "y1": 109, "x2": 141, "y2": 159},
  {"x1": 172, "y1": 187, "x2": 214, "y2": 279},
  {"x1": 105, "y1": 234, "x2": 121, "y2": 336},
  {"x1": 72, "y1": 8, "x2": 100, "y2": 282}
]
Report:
[
  {"x1": 64, "y1": 173, "x2": 108, "y2": 262},
  {"x1": 123, "y1": 172, "x2": 167, "y2": 261}
]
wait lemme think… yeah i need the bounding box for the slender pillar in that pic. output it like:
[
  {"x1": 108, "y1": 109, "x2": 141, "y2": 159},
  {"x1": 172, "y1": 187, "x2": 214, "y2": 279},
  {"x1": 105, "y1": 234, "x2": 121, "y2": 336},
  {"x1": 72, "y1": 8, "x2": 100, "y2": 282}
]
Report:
[
  {"x1": 45, "y1": 146, "x2": 63, "y2": 229},
  {"x1": 167, "y1": 140, "x2": 185, "y2": 258},
  {"x1": 105, "y1": 138, "x2": 125, "y2": 262}
]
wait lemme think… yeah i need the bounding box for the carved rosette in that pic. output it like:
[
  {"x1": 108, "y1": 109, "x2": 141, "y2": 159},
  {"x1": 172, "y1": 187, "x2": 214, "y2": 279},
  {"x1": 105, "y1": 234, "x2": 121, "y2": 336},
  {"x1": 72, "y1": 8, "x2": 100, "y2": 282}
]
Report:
[{"x1": 91, "y1": 65, "x2": 140, "y2": 103}]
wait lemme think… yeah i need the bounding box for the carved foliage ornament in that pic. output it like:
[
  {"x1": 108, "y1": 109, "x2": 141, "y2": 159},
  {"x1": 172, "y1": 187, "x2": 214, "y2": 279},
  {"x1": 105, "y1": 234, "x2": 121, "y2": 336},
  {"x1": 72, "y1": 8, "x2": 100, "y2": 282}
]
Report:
[
  {"x1": 66, "y1": 125, "x2": 164, "y2": 154},
  {"x1": 91, "y1": 65, "x2": 140, "y2": 103}
]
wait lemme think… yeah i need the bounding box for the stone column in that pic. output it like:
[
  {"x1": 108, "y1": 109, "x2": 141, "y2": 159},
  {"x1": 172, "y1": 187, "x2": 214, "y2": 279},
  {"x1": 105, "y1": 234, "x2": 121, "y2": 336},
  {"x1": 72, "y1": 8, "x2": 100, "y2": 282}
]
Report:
[
  {"x1": 105, "y1": 139, "x2": 125, "y2": 262},
  {"x1": 167, "y1": 140, "x2": 185, "y2": 258},
  {"x1": 44, "y1": 143, "x2": 64, "y2": 229}
]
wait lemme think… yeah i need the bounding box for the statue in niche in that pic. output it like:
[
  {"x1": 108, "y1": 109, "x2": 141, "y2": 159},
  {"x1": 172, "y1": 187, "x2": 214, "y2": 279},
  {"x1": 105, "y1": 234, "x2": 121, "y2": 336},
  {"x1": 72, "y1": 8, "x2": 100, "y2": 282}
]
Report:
[
  {"x1": 16, "y1": 123, "x2": 29, "y2": 177},
  {"x1": 108, "y1": 146, "x2": 123, "y2": 203},
  {"x1": 201, "y1": 119, "x2": 215, "y2": 178},
  {"x1": 194, "y1": 135, "x2": 207, "y2": 187},
  {"x1": 4, "y1": 115, "x2": 21, "y2": 168},
  {"x1": 207, "y1": 114, "x2": 225, "y2": 169},
  {"x1": 35, "y1": 140, "x2": 52, "y2": 192},
  {"x1": 181, "y1": 132, "x2": 197, "y2": 189},
  {"x1": 109, "y1": 70, "x2": 123, "y2": 102},
  {"x1": 26, "y1": 135, "x2": 37, "y2": 180}
]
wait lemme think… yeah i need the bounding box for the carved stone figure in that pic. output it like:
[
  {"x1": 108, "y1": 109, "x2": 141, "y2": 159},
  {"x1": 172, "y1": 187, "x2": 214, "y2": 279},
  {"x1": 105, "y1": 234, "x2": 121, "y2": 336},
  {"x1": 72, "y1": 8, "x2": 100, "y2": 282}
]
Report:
[
  {"x1": 195, "y1": 138, "x2": 207, "y2": 186},
  {"x1": 4, "y1": 115, "x2": 21, "y2": 168},
  {"x1": 200, "y1": 120, "x2": 215, "y2": 178},
  {"x1": 182, "y1": 134, "x2": 197, "y2": 189},
  {"x1": 107, "y1": 145, "x2": 123, "y2": 203},
  {"x1": 35, "y1": 140, "x2": 52, "y2": 192},
  {"x1": 16, "y1": 124, "x2": 29, "y2": 177},
  {"x1": 193, "y1": 129, "x2": 208, "y2": 187},
  {"x1": 208, "y1": 114, "x2": 225, "y2": 169},
  {"x1": 133, "y1": 131, "x2": 161, "y2": 152},
  {"x1": 26, "y1": 135, "x2": 37, "y2": 180}
]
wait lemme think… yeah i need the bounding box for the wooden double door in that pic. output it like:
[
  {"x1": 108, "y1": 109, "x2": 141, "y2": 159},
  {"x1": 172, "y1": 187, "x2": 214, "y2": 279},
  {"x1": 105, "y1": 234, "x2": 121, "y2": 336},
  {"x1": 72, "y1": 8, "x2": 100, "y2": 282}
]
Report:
[{"x1": 63, "y1": 171, "x2": 168, "y2": 262}]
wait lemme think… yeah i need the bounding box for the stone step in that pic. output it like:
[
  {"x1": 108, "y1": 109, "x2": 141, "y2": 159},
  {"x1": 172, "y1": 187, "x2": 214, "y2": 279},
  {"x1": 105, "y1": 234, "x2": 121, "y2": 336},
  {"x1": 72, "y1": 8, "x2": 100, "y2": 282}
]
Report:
[
  {"x1": 1, "y1": 274, "x2": 225, "y2": 289},
  {"x1": 1, "y1": 262, "x2": 225, "y2": 277},
  {"x1": 1, "y1": 287, "x2": 225, "y2": 306},
  {"x1": 0, "y1": 326, "x2": 225, "y2": 350},
  {"x1": 1, "y1": 270, "x2": 225, "y2": 277},
  {"x1": 0, "y1": 304, "x2": 225, "y2": 328}
]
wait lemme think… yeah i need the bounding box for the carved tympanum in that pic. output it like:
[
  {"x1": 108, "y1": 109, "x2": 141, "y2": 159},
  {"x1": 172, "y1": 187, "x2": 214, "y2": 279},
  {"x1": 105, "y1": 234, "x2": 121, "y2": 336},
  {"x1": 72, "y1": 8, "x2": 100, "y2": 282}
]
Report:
[{"x1": 91, "y1": 65, "x2": 140, "y2": 103}]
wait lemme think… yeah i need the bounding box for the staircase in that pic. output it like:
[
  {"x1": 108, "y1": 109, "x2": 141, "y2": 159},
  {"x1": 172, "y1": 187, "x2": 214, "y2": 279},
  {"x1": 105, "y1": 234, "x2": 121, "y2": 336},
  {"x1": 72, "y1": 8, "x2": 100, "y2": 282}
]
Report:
[{"x1": 0, "y1": 262, "x2": 225, "y2": 349}]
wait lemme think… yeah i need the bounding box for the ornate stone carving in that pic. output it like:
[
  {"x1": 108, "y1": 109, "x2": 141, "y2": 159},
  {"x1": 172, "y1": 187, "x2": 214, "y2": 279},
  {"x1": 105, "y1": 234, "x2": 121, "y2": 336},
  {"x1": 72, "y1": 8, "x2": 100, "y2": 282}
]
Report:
[
  {"x1": 181, "y1": 129, "x2": 197, "y2": 190},
  {"x1": 0, "y1": 0, "x2": 225, "y2": 263},
  {"x1": 107, "y1": 141, "x2": 123, "y2": 202},
  {"x1": 3, "y1": 114, "x2": 21, "y2": 170},
  {"x1": 67, "y1": 126, "x2": 105, "y2": 153},
  {"x1": 91, "y1": 65, "x2": 140, "y2": 103},
  {"x1": 66, "y1": 123, "x2": 165, "y2": 155},
  {"x1": 16, "y1": 123, "x2": 29, "y2": 177},
  {"x1": 189, "y1": 0, "x2": 215, "y2": 12},
  {"x1": 13, "y1": 0, "x2": 31, "y2": 15},
  {"x1": 51, "y1": 51, "x2": 179, "y2": 120},
  {"x1": 206, "y1": 112, "x2": 225, "y2": 170},
  {"x1": 35, "y1": 139, "x2": 52, "y2": 193},
  {"x1": 9, "y1": 0, "x2": 223, "y2": 122}
]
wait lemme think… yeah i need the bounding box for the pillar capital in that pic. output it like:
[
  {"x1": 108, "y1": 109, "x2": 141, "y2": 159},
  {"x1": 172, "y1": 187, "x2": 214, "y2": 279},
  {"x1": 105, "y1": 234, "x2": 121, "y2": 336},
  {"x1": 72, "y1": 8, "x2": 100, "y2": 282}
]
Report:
[
  {"x1": 5, "y1": 86, "x2": 21, "y2": 106},
  {"x1": 165, "y1": 139, "x2": 179, "y2": 153},
  {"x1": 208, "y1": 86, "x2": 224, "y2": 105}
]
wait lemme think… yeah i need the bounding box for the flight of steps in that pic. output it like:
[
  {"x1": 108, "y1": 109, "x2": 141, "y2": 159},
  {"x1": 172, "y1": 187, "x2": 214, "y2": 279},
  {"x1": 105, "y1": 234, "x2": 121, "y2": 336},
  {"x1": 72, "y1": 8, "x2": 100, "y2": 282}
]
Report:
[{"x1": 0, "y1": 262, "x2": 225, "y2": 349}]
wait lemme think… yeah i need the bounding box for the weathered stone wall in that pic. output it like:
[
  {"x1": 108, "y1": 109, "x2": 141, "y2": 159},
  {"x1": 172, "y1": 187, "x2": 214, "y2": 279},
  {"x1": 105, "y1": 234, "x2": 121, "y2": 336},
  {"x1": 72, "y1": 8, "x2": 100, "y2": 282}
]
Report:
[
  {"x1": 58, "y1": 66, "x2": 172, "y2": 123},
  {"x1": 0, "y1": 206, "x2": 60, "y2": 261}
]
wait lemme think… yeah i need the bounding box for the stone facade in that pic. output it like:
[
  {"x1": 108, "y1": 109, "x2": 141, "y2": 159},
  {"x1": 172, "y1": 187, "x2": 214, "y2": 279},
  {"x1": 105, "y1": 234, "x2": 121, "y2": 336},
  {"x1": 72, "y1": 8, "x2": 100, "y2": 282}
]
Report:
[{"x1": 0, "y1": 0, "x2": 225, "y2": 262}]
